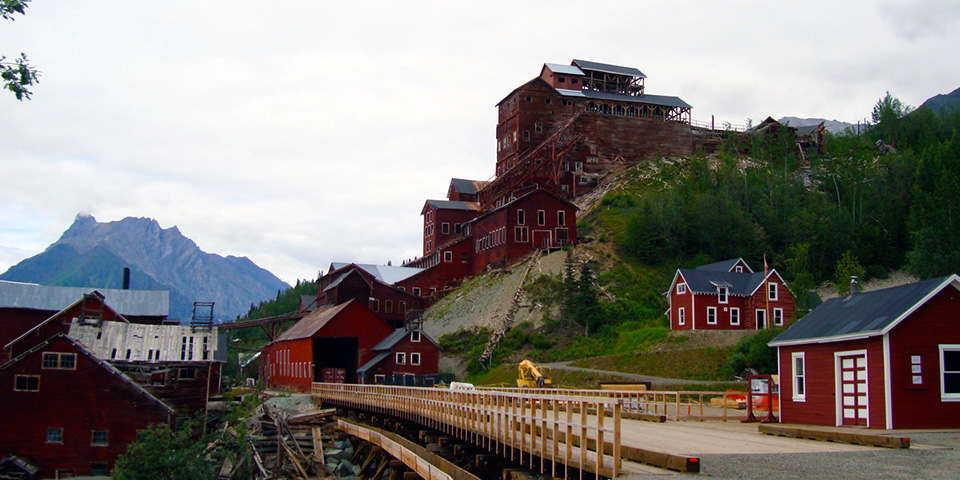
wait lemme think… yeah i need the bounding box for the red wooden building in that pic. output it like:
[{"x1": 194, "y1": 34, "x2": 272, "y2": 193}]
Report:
[
  {"x1": 769, "y1": 275, "x2": 960, "y2": 429},
  {"x1": 666, "y1": 258, "x2": 795, "y2": 331},
  {"x1": 481, "y1": 59, "x2": 693, "y2": 209},
  {"x1": 398, "y1": 236, "x2": 474, "y2": 304},
  {"x1": 467, "y1": 189, "x2": 578, "y2": 275},
  {"x1": 357, "y1": 326, "x2": 441, "y2": 385},
  {"x1": 421, "y1": 199, "x2": 481, "y2": 256},
  {"x1": 447, "y1": 178, "x2": 488, "y2": 202},
  {"x1": 0, "y1": 334, "x2": 171, "y2": 478},
  {"x1": 261, "y1": 299, "x2": 396, "y2": 392},
  {"x1": 317, "y1": 263, "x2": 424, "y2": 328}
]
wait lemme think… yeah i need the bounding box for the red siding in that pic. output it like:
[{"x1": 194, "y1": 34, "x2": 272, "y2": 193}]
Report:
[
  {"x1": 364, "y1": 333, "x2": 441, "y2": 382},
  {"x1": 778, "y1": 338, "x2": 886, "y2": 428},
  {"x1": 669, "y1": 271, "x2": 795, "y2": 331},
  {"x1": 886, "y1": 288, "x2": 960, "y2": 428},
  {"x1": 0, "y1": 336, "x2": 170, "y2": 477}
]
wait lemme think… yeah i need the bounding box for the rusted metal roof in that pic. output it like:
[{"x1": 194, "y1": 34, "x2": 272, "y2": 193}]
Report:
[
  {"x1": 557, "y1": 89, "x2": 692, "y2": 109},
  {"x1": 448, "y1": 178, "x2": 488, "y2": 196},
  {"x1": 328, "y1": 263, "x2": 423, "y2": 285},
  {"x1": 0, "y1": 280, "x2": 168, "y2": 316},
  {"x1": 273, "y1": 301, "x2": 352, "y2": 342},
  {"x1": 420, "y1": 199, "x2": 482, "y2": 215},
  {"x1": 67, "y1": 320, "x2": 226, "y2": 362}
]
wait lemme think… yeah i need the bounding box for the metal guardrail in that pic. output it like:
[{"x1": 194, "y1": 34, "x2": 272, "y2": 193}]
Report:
[{"x1": 313, "y1": 383, "x2": 623, "y2": 478}]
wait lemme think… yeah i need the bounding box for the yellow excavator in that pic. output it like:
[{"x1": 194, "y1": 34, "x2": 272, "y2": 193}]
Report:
[{"x1": 517, "y1": 359, "x2": 552, "y2": 388}]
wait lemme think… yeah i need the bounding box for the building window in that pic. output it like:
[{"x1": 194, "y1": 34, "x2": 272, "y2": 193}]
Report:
[
  {"x1": 768, "y1": 283, "x2": 778, "y2": 301},
  {"x1": 461, "y1": 253, "x2": 468, "y2": 263},
  {"x1": 676, "y1": 283, "x2": 686, "y2": 295},
  {"x1": 523, "y1": 130, "x2": 530, "y2": 141},
  {"x1": 525, "y1": 96, "x2": 531, "y2": 102},
  {"x1": 535, "y1": 122, "x2": 543, "y2": 133},
  {"x1": 756, "y1": 310, "x2": 767, "y2": 329},
  {"x1": 42, "y1": 352, "x2": 77, "y2": 370},
  {"x1": 455, "y1": 224, "x2": 462, "y2": 234},
  {"x1": 411, "y1": 331, "x2": 421, "y2": 342},
  {"x1": 730, "y1": 307, "x2": 740, "y2": 326},
  {"x1": 557, "y1": 211, "x2": 566, "y2": 226},
  {"x1": 571, "y1": 78, "x2": 578, "y2": 85},
  {"x1": 537, "y1": 210, "x2": 545, "y2": 226},
  {"x1": 562, "y1": 161, "x2": 569, "y2": 172},
  {"x1": 14, "y1": 375, "x2": 39, "y2": 392},
  {"x1": 707, "y1": 307, "x2": 717, "y2": 325},
  {"x1": 399, "y1": 301, "x2": 406, "y2": 313},
  {"x1": 178, "y1": 368, "x2": 196, "y2": 380},
  {"x1": 46, "y1": 427, "x2": 63, "y2": 444},
  {"x1": 411, "y1": 353, "x2": 421, "y2": 366},
  {"x1": 792, "y1": 352, "x2": 806, "y2": 401},
  {"x1": 940, "y1": 345, "x2": 960, "y2": 400},
  {"x1": 412, "y1": 287, "x2": 421, "y2": 297},
  {"x1": 774, "y1": 308, "x2": 784, "y2": 326},
  {"x1": 91, "y1": 463, "x2": 109, "y2": 476},
  {"x1": 678, "y1": 308, "x2": 686, "y2": 326},
  {"x1": 574, "y1": 162, "x2": 583, "y2": 172},
  {"x1": 386, "y1": 300, "x2": 393, "y2": 313},
  {"x1": 517, "y1": 209, "x2": 525, "y2": 225},
  {"x1": 586, "y1": 156, "x2": 598, "y2": 163},
  {"x1": 718, "y1": 287, "x2": 728, "y2": 304},
  {"x1": 735, "y1": 266, "x2": 744, "y2": 273},
  {"x1": 444, "y1": 251, "x2": 452, "y2": 263},
  {"x1": 91, "y1": 430, "x2": 109, "y2": 447},
  {"x1": 560, "y1": 185, "x2": 569, "y2": 193},
  {"x1": 515, "y1": 227, "x2": 528, "y2": 243},
  {"x1": 396, "y1": 352, "x2": 406, "y2": 365},
  {"x1": 370, "y1": 299, "x2": 380, "y2": 312},
  {"x1": 441, "y1": 223, "x2": 449, "y2": 234},
  {"x1": 557, "y1": 76, "x2": 565, "y2": 83}
]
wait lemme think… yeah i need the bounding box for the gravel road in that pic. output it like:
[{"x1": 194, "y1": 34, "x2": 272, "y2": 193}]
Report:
[{"x1": 623, "y1": 431, "x2": 960, "y2": 479}]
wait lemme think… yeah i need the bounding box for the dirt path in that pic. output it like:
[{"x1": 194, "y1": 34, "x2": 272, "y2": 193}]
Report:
[{"x1": 544, "y1": 360, "x2": 724, "y2": 387}]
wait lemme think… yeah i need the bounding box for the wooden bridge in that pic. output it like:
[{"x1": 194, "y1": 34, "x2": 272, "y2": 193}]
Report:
[{"x1": 311, "y1": 384, "x2": 755, "y2": 478}]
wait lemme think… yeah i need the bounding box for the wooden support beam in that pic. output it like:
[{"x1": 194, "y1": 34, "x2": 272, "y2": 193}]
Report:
[{"x1": 759, "y1": 424, "x2": 910, "y2": 449}]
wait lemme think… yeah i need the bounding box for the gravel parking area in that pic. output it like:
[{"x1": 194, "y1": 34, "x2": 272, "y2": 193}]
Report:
[{"x1": 624, "y1": 431, "x2": 959, "y2": 479}]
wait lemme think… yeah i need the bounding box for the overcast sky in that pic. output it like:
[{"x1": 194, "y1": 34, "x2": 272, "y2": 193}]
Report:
[{"x1": 2, "y1": 1, "x2": 958, "y2": 285}]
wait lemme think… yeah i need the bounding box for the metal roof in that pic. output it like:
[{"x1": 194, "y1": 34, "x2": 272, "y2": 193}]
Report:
[
  {"x1": 421, "y1": 199, "x2": 482, "y2": 215},
  {"x1": 273, "y1": 301, "x2": 352, "y2": 342},
  {"x1": 572, "y1": 59, "x2": 645, "y2": 78},
  {"x1": 328, "y1": 263, "x2": 424, "y2": 285},
  {"x1": 0, "y1": 280, "x2": 168, "y2": 316},
  {"x1": 357, "y1": 351, "x2": 391, "y2": 373},
  {"x1": 769, "y1": 275, "x2": 959, "y2": 347},
  {"x1": 678, "y1": 269, "x2": 768, "y2": 296},
  {"x1": 695, "y1": 258, "x2": 752, "y2": 273},
  {"x1": 556, "y1": 89, "x2": 692, "y2": 109},
  {"x1": 448, "y1": 178, "x2": 488, "y2": 196},
  {"x1": 543, "y1": 63, "x2": 585, "y2": 76}
]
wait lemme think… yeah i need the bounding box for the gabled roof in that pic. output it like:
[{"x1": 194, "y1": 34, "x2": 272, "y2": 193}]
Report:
[
  {"x1": 695, "y1": 258, "x2": 753, "y2": 273},
  {"x1": 769, "y1": 275, "x2": 960, "y2": 347},
  {"x1": 421, "y1": 199, "x2": 482, "y2": 215},
  {"x1": 467, "y1": 188, "x2": 579, "y2": 225},
  {"x1": 0, "y1": 280, "x2": 169, "y2": 316},
  {"x1": 323, "y1": 268, "x2": 373, "y2": 293},
  {"x1": 4, "y1": 291, "x2": 129, "y2": 350},
  {"x1": 543, "y1": 63, "x2": 585, "y2": 76},
  {"x1": 274, "y1": 301, "x2": 353, "y2": 342},
  {"x1": 678, "y1": 269, "x2": 768, "y2": 296},
  {"x1": 448, "y1": 178, "x2": 488, "y2": 197},
  {"x1": 371, "y1": 328, "x2": 439, "y2": 351},
  {"x1": 328, "y1": 263, "x2": 423, "y2": 285},
  {"x1": 572, "y1": 59, "x2": 645, "y2": 78},
  {"x1": 0, "y1": 333, "x2": 173, "y2": 414},
  {"x1": 357, "y1": 352, "x2": 391, "y2": 373}
]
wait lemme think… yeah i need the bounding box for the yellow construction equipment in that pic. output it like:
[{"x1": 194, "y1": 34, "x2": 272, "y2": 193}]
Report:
[{"x1": 516, "y1": 359, "x2": 552, "y2": 388}]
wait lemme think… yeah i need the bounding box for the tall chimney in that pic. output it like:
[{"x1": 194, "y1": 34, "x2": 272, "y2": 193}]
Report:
[
  {"x1": 850, "y1": 276, "x2": 859, "y2": 295},
  {"x1": 122, "y1": 267, "x2": 131, "y2": 290}
]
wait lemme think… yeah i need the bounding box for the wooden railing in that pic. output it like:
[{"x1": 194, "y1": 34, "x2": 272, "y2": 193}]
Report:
[
  {"x1": 313, "y1": 383, "x2": 623, "y2": 478},
  {"x1": 471, "y1": 387, "x2": 752, "y2": 421}
]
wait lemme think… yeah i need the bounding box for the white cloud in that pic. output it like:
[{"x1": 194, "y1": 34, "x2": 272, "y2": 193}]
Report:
[{"x1": 2, "y1": 1, "x2": 959, "y2": 283}]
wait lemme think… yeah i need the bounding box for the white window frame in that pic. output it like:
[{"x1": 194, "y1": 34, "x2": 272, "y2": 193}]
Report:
[
  {"x1": 557, "y1": 211, "x2": 566, "y2": 226},
  {"x1": 707, "y1": 306, "x2": 717, "y2": 325},
  {"x1": 91, "y1": 430, "x2": 109, "y2": 447},
  {"x1": 396, "y1": 352, "x2": 406, "y2": 365},
  {"x1": 774, "y1": 308, "x2": 784, "y2": 326},
  {"x1": 537, "y1": 210, "x2": 546, "y2": 226},
  {"x1": 718, "y1": 287, "x2": 728, "y2": 304},
  {"x1": 676, "y1": 283, "x2": 686, "y2": 295},
  {"x1": 678, "y1": 307, "x2": 686, "y2": 326},
  {"x1": 46, "y1": 427, "x2": 63, "y2": 444},
  {"x1": 42, "y1": 352, "x2": 77, "y2": 370},
  {"x1": 730, "y1": 307, "x2": 740, "y2": 326},
  {"x1": 756, "y1": 309, "x2": 767, "y2": 329},
  {"x1": 792, "y1": 352, "x2": 806, "y2": 402},
  {"x1": 411, "y1": 352, "x2": 421, "y2": 366},
  {"x1": 768, "y1": 282, "x2": 778, "y2": 301},
  {"x1": 411, "y1": 331, "x2": 421, "y2": 342},
  {"x1": 940, "y1": 345, "x2": 960, "y2": 401},
  {"x1": 443, "y1": 251, "x2": 452, "y2": 263}
]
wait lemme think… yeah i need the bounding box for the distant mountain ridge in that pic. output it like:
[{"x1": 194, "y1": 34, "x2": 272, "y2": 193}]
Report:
[
  {"x1": 920, "y1": 86, "x2": 960, "y2": 114},
  {"x1": 0, "y1": 214, "x2": 290, "y2": 322},
  {"x1": 777, "y1": 116, "x2": 857, "y2": 135}
]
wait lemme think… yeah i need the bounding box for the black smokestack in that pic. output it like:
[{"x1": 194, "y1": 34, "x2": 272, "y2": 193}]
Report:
[{"x1": 122, "y1": 268, "x2": 131, "y2": 290}]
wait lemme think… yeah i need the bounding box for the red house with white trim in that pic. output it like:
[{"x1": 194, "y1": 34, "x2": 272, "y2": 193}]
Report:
[
  {"x1": 666, "y1": 258, "x2": 795, "y2": 331},
  {"x1": 769, "y1": 275, "x2": 960, "y2": 429},
  {"x1": 358, "y1": 327, "x2": 441, "y2": 385}
]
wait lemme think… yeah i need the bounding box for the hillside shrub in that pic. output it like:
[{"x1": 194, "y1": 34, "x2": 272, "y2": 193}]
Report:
[{"x1": 722, "y1": 328, "x2": 784, "y2": 378}]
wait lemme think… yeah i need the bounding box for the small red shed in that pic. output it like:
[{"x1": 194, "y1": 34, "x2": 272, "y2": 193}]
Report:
[
  {"x1": 769, "y1": 275, "x2": 960, "y2": 429},
  {"x1": 0, "y1": 334, "x2": 172, "y2": 478}
]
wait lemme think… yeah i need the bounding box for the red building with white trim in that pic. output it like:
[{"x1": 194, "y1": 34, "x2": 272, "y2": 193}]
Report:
[
  {"x1": 770, "y1": 275, "x2": 960, "y2": 429},
  {"x1": 666, "y1": 258, "x2": 795, "y2": 331}
]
